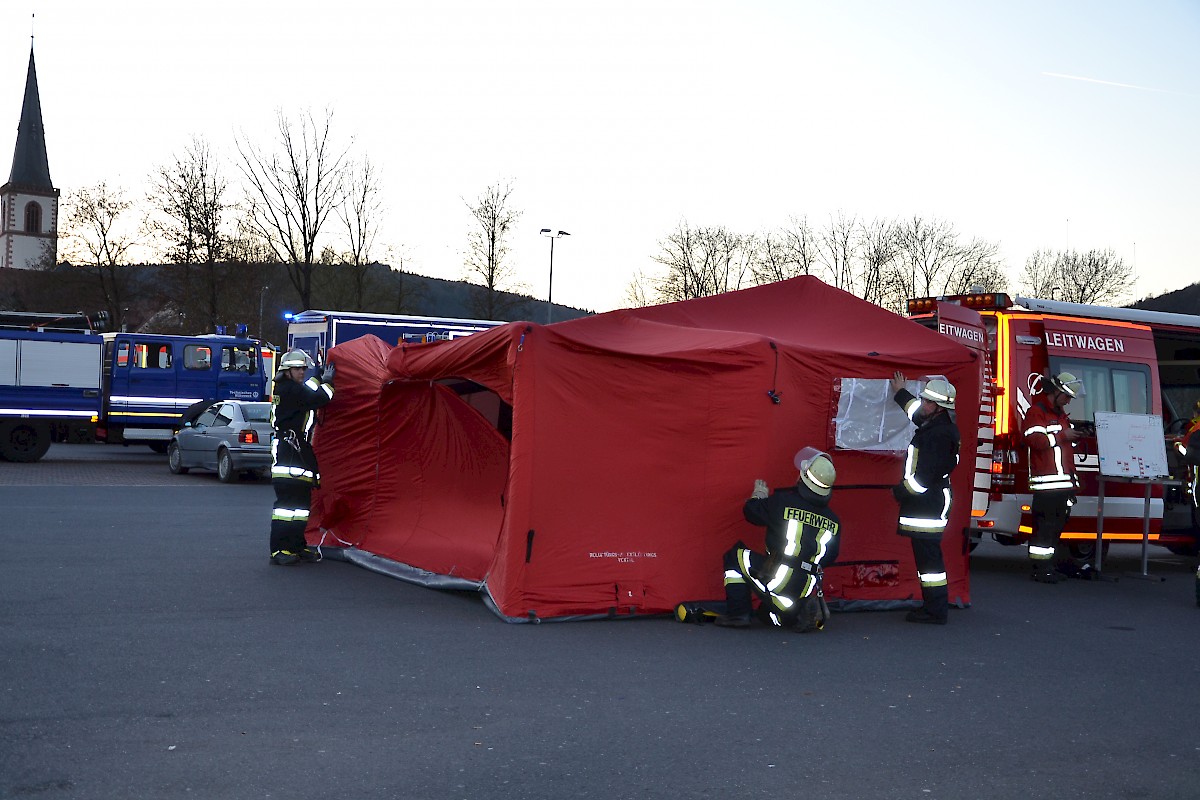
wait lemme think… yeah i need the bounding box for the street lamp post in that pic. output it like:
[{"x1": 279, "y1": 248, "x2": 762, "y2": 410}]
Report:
[
  {"x1": 258, "y1": 286, "x2": 269, "y2": 340},
  {"x1": 539, "y1": 229, "x2": 570, "y2": 324}
]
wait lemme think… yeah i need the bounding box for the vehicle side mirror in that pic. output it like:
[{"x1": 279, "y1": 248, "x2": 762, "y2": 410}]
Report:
[{"x1": 184, "y1": 421, "x2": 192, "y2": 428}]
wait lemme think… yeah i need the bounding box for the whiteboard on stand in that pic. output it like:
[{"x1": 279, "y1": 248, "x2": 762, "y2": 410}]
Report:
[{"x1": 1094, "y1": 411, "x2": 1169, "y2": 479}]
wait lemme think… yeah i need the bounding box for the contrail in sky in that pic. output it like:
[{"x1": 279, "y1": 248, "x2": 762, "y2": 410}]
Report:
[{"x1": 1042, "y1": 71, "x2": 1198, "y2": 97}]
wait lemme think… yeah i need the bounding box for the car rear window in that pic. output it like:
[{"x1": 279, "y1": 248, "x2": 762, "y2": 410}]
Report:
[{"x1": 242, "y1": 403, "x2": 271, "y2": 422}]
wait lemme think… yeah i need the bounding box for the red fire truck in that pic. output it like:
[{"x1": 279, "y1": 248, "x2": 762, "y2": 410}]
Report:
[{"x1": 907, "y1": 292, "x2": 1200, "y2": 557}]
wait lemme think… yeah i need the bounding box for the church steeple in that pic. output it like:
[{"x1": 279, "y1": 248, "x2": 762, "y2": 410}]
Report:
[
  {"x1": 2, "y1": 41, "x2": 60, "y2": 270},
  {"x1": 8, "y1": 46, "x2": 53, "y2": 191}
]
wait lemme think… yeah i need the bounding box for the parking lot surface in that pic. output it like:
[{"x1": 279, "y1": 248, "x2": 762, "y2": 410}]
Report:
[{"x1": 2, "y1": 445, "x2": 1199, "y2": 799}]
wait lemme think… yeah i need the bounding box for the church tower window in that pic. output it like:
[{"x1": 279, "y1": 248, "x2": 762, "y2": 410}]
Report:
[{"x1": 24, "y1": 201, "x2": 42, "y2": 233}]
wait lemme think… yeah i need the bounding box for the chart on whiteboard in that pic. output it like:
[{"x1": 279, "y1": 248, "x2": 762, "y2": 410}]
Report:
[{"x1": 1093, "y1": 411, "x2": 1169, "y2": 479}]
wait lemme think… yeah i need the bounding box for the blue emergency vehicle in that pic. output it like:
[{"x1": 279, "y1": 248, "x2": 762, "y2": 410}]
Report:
[
  {"x1": 285, "y1": 310, "x2": 501, "y2": 363},
  {"x1": 0, "y1": 310, "x2": 272, "y2": 462}
]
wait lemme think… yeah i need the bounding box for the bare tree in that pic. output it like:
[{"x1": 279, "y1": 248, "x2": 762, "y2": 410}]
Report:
[
  {"x1": 463, "y1": 180, "x2": 523, "y2": 319},
  {"x1": 650, "y1": 220, "x2": 753, "y2": 302},
  {"x1": 817, "y1": 211, "x2": 859, "y2": 293},
  {"x1": 59, "y1": 182, "x2": 139, "y2": 329},
  {"x1": 751, "y1": 215, "x2": 820, "y2": 286},
  {"x1": 884, "y1": 216, "x2": 1006, "y2": 312},
  {"x1": 941, "y1": 236, "x2": 1008, "y2": 296},
  {"x1": 1019, "y1": 249, "x2": 1059, "y2": 298},
  {"x1": 148, "y1": 136, "x2": 230, "y2": 330},
  {"x1": 624, "y1": 268, "x2": 656, "y2": 308},
  {"x1": 1019, "y1": 248, "x2": 1133, "y2": 305},
  {"x1": 335, "y1": 156, "x2": 383, "y2": 311},
  {"x1": 236, "y1": 108, "x2": 350, "y2": 310},
  {"x1": 856, "y1": 217, "x2": 899, "y2": 306}
]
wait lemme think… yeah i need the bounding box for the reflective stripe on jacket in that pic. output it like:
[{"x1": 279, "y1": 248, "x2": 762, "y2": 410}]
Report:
[{"x1": 1022, "y1": 396, "x2": 1077, "y2": 492}]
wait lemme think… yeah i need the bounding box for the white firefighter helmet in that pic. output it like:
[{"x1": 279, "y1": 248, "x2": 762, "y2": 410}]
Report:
[
  {"x1": 279, "y1": 348, "x2": 315, "y2": 370},
  {"x1": 794, "y1": 447, "x2": 836, "y2": 497},
  {"x1": 919, "y1": 378, "x2": 956, "y2": 409},
  {"x1": 1048, "y1": 372, "x2": 1084, "y2": 398}
]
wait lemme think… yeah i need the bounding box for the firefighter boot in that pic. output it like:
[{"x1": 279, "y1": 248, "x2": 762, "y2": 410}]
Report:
[
  {"x1": 1031, "y1": 565, "x2": 1064, "y2": 584},
  {"x1": 714, "y1": 613, "x2": 752, "y2": 629},
  {"x1": 298, "y1": 547, "x2": 321, "y2": 563},
  {"x1": 270, "y1": 550, "x2": 300, "y2": 566},
  {"x1": 906, "y1": 588, "x2": 948, "y2": 625},
  {"x1": 792, "y1": 596, "x2": 828, "y2": 633}
]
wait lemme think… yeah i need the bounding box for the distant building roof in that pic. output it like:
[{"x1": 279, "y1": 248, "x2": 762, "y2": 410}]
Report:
[{"x1": 6, "y1": 47, "x2": 54, "y2": 192}]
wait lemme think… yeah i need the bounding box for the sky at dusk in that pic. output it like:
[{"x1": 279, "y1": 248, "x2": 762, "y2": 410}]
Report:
[{"x1": 2, "y1": 0, "x2": 1197, "y2": 313}]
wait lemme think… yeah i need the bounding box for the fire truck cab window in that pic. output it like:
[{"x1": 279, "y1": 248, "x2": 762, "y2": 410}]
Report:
[
  {"x1": 184, "y1": 345, "x2": 212, "y2": 370},
  {"x1": 1051, "y1": 358, "x2": 1150, "y2": 422},
  {"x1": 115, "y1": 341, "x2": 130, "y2": 368},
  {"x1": 221, "y1": 345, "x2": 257, "y2": 373},
  {"x1": 134, "y1": 342, "x2": 172, "y2": 369}
]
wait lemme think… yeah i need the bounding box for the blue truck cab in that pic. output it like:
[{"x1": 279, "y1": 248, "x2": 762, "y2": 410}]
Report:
[
  {"x1": 1, "y1": 311, "x2": 271, "y2": 461},
  {"x1": 286, "y1": 310, "x2": 501, "y2": 365},
  {"x1": 100, "y1": 331, "x2": 270, "y2": 446}
]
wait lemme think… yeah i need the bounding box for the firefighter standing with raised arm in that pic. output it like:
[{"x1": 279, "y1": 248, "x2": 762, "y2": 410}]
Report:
[
  {"x1": 714, "y1": 448, "x2": 841, "y2": 631},
  {"x1": 268, "y1": 349, "x2": 335, "y2": 566},
  {"x1": 1022, "y1": 372, "x2": 1088, "y2": 583},
  {"x1": 890, "y1": 372, "x2": 960, "y2": 625}
]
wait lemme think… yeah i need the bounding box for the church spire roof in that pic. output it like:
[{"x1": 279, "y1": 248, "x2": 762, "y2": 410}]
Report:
[{"x1": 7, "y1": 46, "x2": 54, "y2": 191}]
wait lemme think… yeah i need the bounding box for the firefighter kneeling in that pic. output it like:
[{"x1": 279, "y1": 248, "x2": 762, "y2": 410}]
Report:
[
  {"x1": 714, "y1": 448, "x2": 841, "y2": 631},
  {"x1": 269, "y1": 348, "x2": 335, "y2": 566}
]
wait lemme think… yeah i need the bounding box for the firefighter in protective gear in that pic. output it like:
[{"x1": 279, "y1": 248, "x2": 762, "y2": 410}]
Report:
[
  {"x1": 1175, "y1": 401, "x2": 1200, "y2": 606},
  {"x1": 269, "y1": 349, "x2": 335, "y2": 565},
  {"x1": 1022, "y1": 371, "x2": 1087, "y2": 583},
  {"x1": 890, "y1": 372, "x2": 960, "y2": 624},
  {"x1": 715, "y1": 448, "x2": 841, "y2": 631},
  {"x1": 1176, "y1": 401, "x2": 1200, "y2": 513}
]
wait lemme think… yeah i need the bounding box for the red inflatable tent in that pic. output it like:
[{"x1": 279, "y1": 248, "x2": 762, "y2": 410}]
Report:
[{"x1": 307, "y1": 277, "x2": 981, "y2": 622}]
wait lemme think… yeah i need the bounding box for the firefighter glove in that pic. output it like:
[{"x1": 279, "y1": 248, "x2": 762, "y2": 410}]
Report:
[
  {"x1": 751, "y1": 479, "x2": 769, "y2": 500},
  {"x1": 321, "y1": 363, "x2": 336, "y2": 384}
]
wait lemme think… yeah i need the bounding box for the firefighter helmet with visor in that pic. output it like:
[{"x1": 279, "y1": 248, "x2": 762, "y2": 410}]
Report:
[
  {"x1": 793, "y1": 447, "x2": 836, "y2": 497},
  {"x1": 279, "y1": 349, "x2": 315, "y2": 370},
  {"x1": 1048, "y1": 372, "x2": 1084, "y2": 398},
  {"x1": 919, "y1": 378, "x2": 956, "y2": 409}
]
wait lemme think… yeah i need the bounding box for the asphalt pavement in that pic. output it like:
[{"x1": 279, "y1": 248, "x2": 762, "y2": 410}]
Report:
[{"x1": 2, "y1": 444, "x2": 1199, "y2": 799}]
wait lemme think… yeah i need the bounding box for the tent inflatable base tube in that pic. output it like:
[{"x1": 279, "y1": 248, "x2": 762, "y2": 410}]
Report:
[
  {"x1": 319, "y1": 547, "x2": 671, "y2": 624},
  {"x1": 318, "y1": 547, "x2": 484, "y2": 592},
  {"x1": 826, "y1": 597, "x2": 970, "y2": 612},
  {"x1": 481, "y1": 593, "x2": 671, "y2": 625}
]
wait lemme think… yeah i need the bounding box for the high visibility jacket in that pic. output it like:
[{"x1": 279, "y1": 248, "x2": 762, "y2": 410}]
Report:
[
  {"x1": 1181, "y1": 418, "x2": 1200, "y2": 466},
  {"x1": 893, "y1": 389, "x2": 960, "y2": 540},
  {"x1": 271, "y1": 373, "x2": 334, "y2": 484},
  {"x1": 1022, "y1": 396, "x2": 1078, "y2": 493},
  {"x1": 736, "y1": 483, "x2": 841, "y2": 616}
]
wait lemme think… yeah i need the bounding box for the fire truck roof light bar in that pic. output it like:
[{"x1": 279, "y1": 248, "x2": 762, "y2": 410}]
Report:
[
  {"x1": 906, "y1": 293, "x2": 1013, "y2": 315},
  {"x1": 1014, "y1": 296, "x2": 1200, "y2": 330}
]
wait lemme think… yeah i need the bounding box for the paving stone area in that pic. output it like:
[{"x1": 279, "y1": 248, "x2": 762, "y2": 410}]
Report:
[{"x1": 0, "y1": 444, "x2": 266, "y2": 486}]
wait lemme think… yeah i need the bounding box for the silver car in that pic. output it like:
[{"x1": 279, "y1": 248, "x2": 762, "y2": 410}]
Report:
[{"x1": 168, "y1": 401, "x2": 273, "y2": 482}]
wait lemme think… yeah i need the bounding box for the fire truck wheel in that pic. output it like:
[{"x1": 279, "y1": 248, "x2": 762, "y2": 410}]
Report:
[
  {"x1": 1067, "y1": 540, "x2": 1110, "y2": 562},
  {"x1": 0, "y1": 421, "x2": 52, "y2": 463}
]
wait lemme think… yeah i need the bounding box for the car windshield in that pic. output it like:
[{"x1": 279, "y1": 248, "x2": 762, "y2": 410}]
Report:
[{"x1": 241, "y1": 403, "x2": 272, "y2": 423}]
